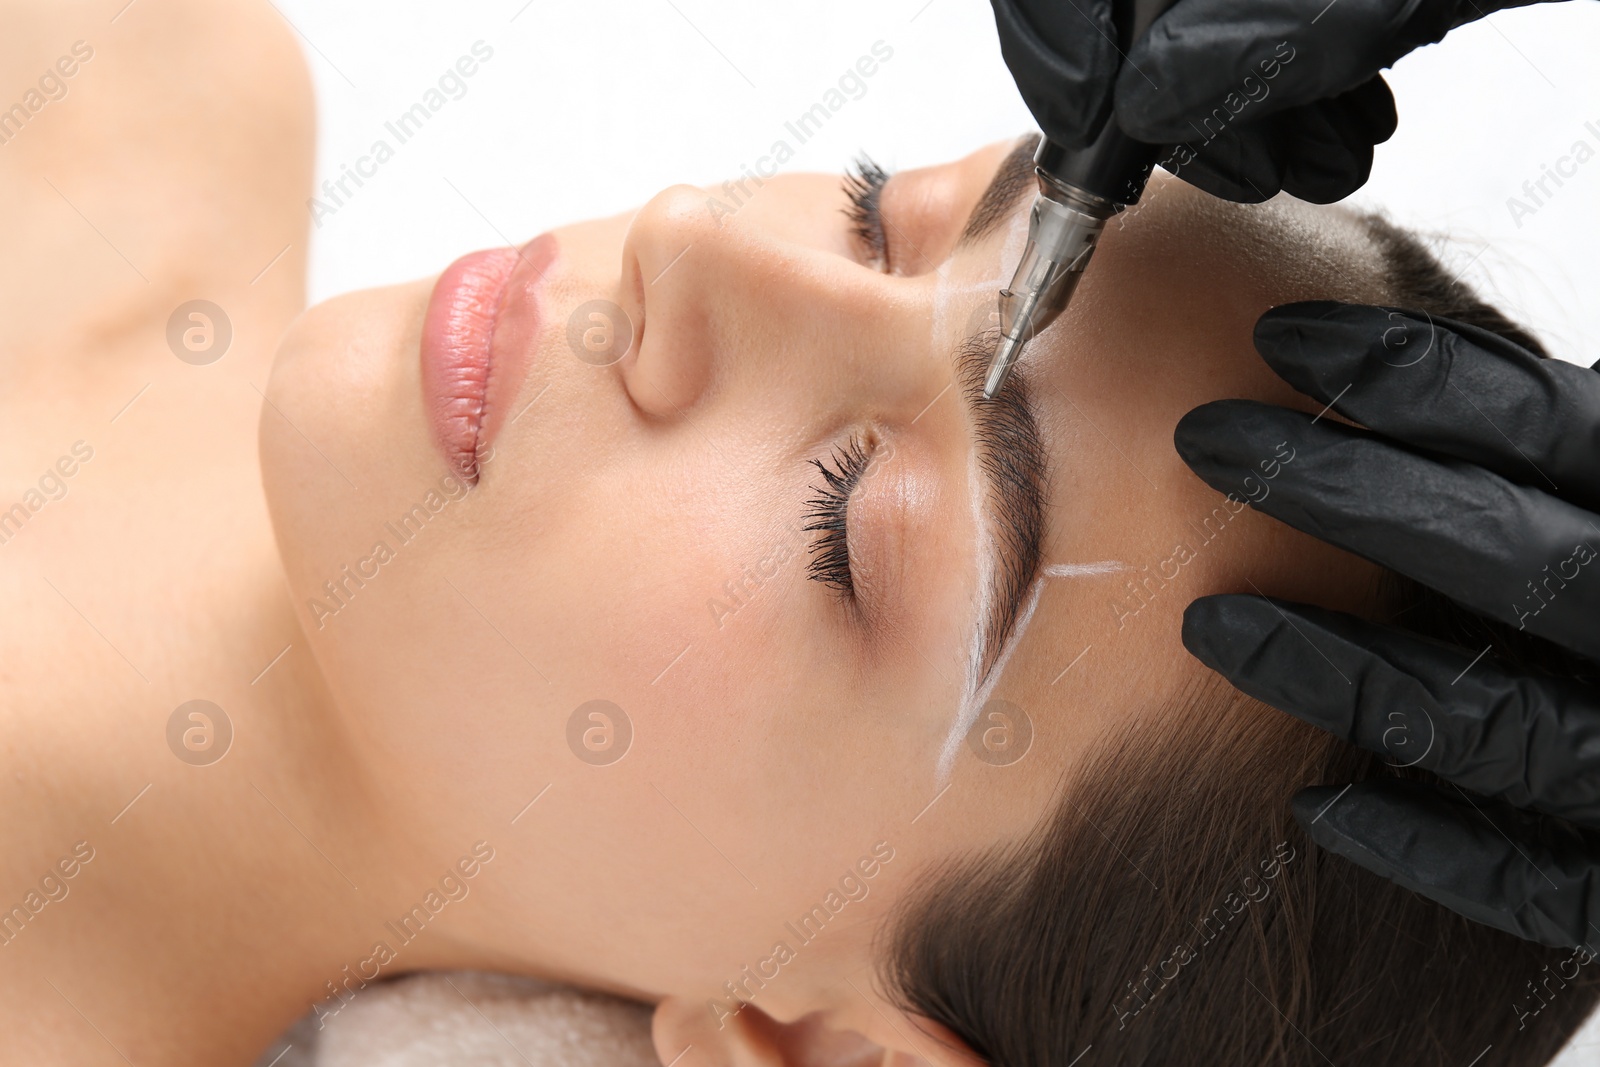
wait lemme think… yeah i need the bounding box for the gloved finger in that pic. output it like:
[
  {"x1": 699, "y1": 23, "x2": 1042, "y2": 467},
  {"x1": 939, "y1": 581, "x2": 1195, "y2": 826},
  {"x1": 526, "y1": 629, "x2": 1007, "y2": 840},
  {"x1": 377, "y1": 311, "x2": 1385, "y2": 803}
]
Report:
[
  {"x1": 1253, "y1": 302, "x2": 1600, "y2": 513},
  {"x1": 1184, "y1": 594, "x2": 1600, "y2": 825},
  {"x1": 1173, "y1": 400, "x2": 1600, "y2": 660},
  {"x1": 1163, "y1": 121, "x2": 1283, "y2": 203},
  {"x1": 1163, "y1": 76, "x2": 1395, "y2": 203},
  {"x1": 1275, "y1": 74, "x2": 1395, "y2": 200},
  {"x1": 991, "y1": 0, "x2": 1120, "y2": 149},
  {"x1": 1292, "y1": 779, "x2": 1600, "y2": 951},
  {"x1": 1114, "y1": 0, "x2": 1480, "y2": 144}
]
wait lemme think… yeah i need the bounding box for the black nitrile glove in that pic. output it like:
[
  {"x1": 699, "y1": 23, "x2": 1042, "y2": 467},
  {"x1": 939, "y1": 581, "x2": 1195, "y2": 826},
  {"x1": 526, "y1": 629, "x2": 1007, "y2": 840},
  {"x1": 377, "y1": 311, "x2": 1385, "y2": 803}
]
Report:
[
  {"x1": 1173, "y1": 300, "x2": 1600, "y2": 950},
  {"x1": 990, "y1": 0, "x2": 1559, "y2": 203}
]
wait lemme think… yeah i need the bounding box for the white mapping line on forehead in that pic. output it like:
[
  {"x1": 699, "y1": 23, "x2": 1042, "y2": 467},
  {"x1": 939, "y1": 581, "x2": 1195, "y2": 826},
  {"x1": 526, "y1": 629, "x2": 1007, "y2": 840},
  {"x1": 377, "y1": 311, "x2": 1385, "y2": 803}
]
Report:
[
  {"x1": 929, "y1": 277, "x2": 995, "y2": 355},
  {"x1": 1000, "y1": 199, "x2": 1030, "y2": 280},
  {"x1": 969, "y1": 203, "x2": 1030, "y2": 294},
  {"x1": 927, "y1": 180, "x2": 1033, "y2": 349}
]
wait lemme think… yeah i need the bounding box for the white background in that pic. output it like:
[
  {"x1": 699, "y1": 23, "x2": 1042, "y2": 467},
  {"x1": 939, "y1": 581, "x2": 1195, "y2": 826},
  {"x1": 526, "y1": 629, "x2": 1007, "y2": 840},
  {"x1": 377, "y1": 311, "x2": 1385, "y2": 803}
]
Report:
[
  {"x1": 272, "y1": 0, "x2": 1599, "y2": 1053},
  {"x1": 276, "y1": 0, "x2": 1600, "y2": 366}
]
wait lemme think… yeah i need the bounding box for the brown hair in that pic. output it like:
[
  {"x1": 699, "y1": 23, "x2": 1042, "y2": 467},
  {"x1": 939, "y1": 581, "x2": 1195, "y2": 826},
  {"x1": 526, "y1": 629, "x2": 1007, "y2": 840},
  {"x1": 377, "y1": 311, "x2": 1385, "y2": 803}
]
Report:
[{"x1": 879, "y1": 212, "x2": 1600, "y2": 1066}]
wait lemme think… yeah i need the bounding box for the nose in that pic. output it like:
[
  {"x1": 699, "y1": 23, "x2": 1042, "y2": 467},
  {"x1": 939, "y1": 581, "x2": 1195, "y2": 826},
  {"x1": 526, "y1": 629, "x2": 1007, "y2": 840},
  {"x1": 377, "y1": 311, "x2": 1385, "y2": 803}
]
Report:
[
  {"x1": 614, "y1": 185, "x2": 719, "y2": 417},
  {"x1": 613, "y1": 183, "x2": 930, "y2": 420}
]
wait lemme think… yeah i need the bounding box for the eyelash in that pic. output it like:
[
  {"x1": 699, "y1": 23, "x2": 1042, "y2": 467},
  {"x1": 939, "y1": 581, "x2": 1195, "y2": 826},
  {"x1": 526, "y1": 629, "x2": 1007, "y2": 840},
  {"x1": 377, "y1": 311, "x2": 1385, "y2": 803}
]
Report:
[
  {"x1": 805, "y1": 158, "x2": 890, "y2": 602},
  {"x1": 842, "y1": 154, "x2": 891, "y2": 271},
  {"x1": 803, "y1": 434, "x2": 874, "y2": 597}
]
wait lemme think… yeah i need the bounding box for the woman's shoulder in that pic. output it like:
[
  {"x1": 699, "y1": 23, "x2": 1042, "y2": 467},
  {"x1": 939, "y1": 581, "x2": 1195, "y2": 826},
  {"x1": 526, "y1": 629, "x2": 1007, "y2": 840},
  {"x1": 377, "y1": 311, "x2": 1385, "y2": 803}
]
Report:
[{"x1": 0, "y1": 0, "x2": 313, "y2": 375}]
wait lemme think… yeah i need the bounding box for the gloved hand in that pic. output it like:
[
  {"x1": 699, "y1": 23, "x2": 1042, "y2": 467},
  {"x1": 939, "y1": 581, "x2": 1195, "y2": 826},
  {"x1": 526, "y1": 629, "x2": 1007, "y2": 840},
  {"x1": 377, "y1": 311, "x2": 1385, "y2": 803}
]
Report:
[
  {"x1": 990, "y1": 0, "x2": 1556, "y2": 203},
  {"x1": 1173, "y1": 300, "x2": 1600, "y2": 950}
]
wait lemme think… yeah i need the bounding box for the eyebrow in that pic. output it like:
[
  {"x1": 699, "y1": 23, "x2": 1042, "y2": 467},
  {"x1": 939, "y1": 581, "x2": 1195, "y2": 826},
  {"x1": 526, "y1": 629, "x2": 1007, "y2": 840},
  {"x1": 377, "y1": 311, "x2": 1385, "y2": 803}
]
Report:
[
  {"x1": 957, "y1": 133, "x2": 1041, "y2": 249},
  {"x1": 861, "y1": 135, "x2": 1049, "y2": 687},
  {"x1": 953, "y1": 335, "x2": 1048, "y2": 689}
]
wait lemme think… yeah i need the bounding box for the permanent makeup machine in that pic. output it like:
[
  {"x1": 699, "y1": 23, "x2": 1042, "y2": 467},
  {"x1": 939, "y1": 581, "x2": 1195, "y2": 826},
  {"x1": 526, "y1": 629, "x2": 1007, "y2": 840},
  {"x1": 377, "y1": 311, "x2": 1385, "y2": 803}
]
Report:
[{"x1": 984, "y1": 0, "x2": 1184, "y2": 398}]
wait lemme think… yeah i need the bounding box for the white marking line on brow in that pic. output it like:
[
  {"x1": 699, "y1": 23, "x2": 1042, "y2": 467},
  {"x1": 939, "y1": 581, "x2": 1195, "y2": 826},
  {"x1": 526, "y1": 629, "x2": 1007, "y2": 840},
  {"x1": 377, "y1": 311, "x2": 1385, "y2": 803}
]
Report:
[
  {"x1": 1044, "y1": 560, "x2": 1126, "y2": 577},
  {"x1": 936, "y1": 558, "x2": 1130, "y2": 783},
  {"x1": 935, "y1": 452, "x2": 1000, "y2": 785},
  {"x1": 942, "y1": 572, "x2": 1048, "y2": 782},
  {"x1": 1002, "y1": 198, "x2": 1030, "y2": 261}
]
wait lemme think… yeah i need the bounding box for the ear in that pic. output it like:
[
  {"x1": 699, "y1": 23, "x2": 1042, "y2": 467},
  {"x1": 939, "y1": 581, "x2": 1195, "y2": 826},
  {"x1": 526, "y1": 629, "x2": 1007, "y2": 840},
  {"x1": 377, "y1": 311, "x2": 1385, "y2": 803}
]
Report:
[
  {"x1": 650, "y1": 997, "x2": 986, "y2": 1067},
  {"x1": 651, "y1": 997, "x2": 895, "y2": 1067},
  {"x1": 894, "y1": 1016, "x2": 987, "y2": 1067}
]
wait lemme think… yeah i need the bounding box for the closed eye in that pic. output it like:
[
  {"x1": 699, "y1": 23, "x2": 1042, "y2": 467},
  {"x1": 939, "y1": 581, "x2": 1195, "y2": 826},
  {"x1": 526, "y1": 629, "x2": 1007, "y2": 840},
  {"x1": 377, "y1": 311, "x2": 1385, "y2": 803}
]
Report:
[
  {"x1": 803, "y1": 435, "x2": 874, "y2": 597},
  {"x1": 842, "y1": 155, "x2": 891, "y2": 272}
]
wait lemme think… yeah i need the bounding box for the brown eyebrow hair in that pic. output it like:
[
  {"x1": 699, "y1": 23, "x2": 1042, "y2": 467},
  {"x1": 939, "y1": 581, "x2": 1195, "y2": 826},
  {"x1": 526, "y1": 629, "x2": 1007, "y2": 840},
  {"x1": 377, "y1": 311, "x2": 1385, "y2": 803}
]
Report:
[
  {"x1": 958, "y1": 133, "x2": 1042, "y2": 249},
  {"x1": 954, "y1": 330, "x2": 1047, "y2": 687}
]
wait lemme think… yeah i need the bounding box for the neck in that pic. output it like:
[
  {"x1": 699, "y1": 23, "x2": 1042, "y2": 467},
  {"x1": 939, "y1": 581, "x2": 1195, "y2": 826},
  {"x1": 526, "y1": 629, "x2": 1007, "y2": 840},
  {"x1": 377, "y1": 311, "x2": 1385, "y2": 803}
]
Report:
[{"x1": 5, "y1": 532, "x2": 479, "y2": 1064}]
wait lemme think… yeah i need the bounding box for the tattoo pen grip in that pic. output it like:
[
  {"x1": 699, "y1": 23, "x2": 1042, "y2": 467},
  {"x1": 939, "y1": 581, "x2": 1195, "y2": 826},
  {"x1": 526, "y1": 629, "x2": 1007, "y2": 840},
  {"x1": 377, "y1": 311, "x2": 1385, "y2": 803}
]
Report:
[{"x1": 983, "y1": 0, "x2": 1182, "y2": 398}]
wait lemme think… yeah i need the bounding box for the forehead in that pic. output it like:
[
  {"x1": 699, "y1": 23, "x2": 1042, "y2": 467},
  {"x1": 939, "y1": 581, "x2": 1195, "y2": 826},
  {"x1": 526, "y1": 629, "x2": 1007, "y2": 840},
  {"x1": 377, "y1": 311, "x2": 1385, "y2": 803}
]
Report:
[{"x1": 937, "y1": 176, "x2": 1397, "y2": 794}]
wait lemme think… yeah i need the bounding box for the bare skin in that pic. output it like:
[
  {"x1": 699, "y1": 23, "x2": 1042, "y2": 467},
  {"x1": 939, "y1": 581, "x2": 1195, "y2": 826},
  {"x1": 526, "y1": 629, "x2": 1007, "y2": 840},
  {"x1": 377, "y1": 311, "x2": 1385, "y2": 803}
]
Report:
[{"x1": 0, "y1": 3, "x2": 395, "y2": 1063}]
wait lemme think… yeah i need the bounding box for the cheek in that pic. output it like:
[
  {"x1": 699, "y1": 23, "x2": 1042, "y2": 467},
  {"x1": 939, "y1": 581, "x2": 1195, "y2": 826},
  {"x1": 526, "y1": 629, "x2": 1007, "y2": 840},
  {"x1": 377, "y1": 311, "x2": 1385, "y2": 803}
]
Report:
[{"x1": 404, "y1": 434, "x2": 813, "y2": 786}]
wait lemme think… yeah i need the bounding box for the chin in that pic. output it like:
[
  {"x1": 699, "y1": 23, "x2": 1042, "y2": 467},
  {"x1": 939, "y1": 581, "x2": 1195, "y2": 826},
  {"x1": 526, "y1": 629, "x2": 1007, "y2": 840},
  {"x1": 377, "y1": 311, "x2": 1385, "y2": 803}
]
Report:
[{"x1": 259, "y1": 278, "x2": 442, "y2": 647}]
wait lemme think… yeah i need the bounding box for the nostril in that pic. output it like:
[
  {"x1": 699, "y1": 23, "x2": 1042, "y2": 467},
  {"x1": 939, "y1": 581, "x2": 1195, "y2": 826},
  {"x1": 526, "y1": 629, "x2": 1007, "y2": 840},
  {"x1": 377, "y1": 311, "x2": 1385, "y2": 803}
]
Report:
[{"x1": 629, "y1": 252, "x2": 646, "y2": 359}]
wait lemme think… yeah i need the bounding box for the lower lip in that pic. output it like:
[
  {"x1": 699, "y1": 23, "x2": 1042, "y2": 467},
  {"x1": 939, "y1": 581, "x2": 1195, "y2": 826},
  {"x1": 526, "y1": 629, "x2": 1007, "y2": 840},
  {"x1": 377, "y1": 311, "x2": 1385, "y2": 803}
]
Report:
[{"x1": 420, "y1": 233, "x2": 558, "y2": 484}]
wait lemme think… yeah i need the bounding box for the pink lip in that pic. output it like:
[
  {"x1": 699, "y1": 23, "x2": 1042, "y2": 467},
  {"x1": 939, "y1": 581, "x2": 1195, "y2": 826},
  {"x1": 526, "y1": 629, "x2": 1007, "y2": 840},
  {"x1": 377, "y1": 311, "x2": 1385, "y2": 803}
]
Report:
[{"x1": 420, "y1": 233, "x2": 558, "y2": 484}]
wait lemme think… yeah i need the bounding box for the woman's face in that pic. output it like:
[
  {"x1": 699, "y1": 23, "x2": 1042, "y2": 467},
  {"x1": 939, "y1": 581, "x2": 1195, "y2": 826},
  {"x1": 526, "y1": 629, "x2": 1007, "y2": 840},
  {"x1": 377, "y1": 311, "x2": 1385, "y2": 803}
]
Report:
[{"x1": 261, "y1": 137, "x2": 1390, "y2": 1040}]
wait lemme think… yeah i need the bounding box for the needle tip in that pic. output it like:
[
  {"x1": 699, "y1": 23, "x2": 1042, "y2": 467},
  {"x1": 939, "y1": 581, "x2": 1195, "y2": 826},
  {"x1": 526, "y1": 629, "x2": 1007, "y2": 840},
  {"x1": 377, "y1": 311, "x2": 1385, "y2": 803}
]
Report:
[{"x1": 985, "y1": 331, "x2": 1022, "y2": 398}]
